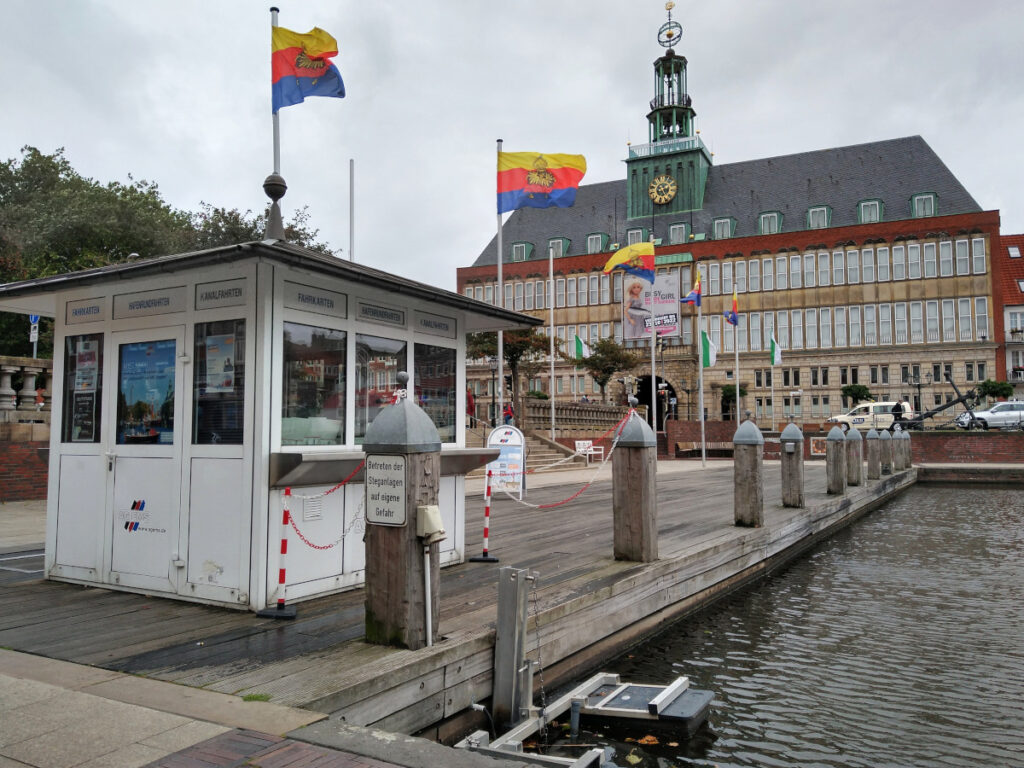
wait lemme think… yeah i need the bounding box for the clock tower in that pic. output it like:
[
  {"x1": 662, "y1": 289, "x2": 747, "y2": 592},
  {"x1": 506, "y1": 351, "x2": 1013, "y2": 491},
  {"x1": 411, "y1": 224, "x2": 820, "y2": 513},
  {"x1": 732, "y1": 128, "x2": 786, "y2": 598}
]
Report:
[{"x1": 625, "y1": 2, "x2": 713, "y2": 222}]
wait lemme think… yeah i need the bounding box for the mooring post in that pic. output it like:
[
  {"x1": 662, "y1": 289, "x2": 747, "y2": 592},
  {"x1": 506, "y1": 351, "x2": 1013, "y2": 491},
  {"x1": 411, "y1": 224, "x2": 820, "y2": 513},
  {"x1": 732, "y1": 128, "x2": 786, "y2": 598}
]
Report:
[
  {"x1": 780, "y1": 419, "x2": 804, "y2": 508},
  {"x1": 733, "y1": 418, "x2": 764, "y2": 526},
  {"x1": 845, "y1": 426, "x2": 863, "y2": 487},
  {"x1": 612, "y1": 397, "x2": 658, "y2": 562},
  {"x1": 825, "y1": 426, "x2": 847, "y2": 495},
  {"x1": 865, "y1": 428, "x2": 881, "y2": 480},
  {"x1": 363, "y1": 372, "x2": 443, "y2": 650},
  {"x1": 903, "y1": 429, "x2": 913, "y2": 467},
  {"x1": 891, "y1": 427, "x2": 906, "y2": 471},
  {"x1": 492, "y1": 566, "x2": 536, "y2": 729},
  {"x1": 880, "y1": 430, "x2": 893, "y2": 475}
]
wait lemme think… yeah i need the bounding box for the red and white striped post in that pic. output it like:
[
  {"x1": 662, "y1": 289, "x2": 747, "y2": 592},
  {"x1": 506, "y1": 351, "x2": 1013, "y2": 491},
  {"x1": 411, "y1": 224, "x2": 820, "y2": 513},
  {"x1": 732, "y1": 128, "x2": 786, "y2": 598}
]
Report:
[
  {"x1": 470, "y1": 470, "x2": 499, "y2": 563},
  {"x1": 258, "y1": 487, "x2": 298, "y2": 619}
]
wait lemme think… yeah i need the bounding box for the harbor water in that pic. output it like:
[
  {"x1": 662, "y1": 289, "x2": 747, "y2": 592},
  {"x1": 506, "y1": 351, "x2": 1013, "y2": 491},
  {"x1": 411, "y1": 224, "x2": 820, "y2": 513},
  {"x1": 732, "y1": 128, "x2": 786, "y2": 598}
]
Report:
[{"x1": 594, "y1": 484, "x2": 1024, "y2": 767}]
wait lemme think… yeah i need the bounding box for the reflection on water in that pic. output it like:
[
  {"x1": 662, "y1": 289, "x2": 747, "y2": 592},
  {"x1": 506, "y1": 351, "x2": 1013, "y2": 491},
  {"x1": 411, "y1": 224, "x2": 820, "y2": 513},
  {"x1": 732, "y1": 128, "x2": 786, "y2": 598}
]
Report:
[{"x1": 600, "y1": 485, "x2": 1024, "y2": 767}]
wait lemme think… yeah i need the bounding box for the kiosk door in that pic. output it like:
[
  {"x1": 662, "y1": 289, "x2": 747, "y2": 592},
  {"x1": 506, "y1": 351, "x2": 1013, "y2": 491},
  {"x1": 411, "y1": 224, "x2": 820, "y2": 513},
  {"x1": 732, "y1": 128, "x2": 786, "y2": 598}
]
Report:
[{"x1": 107, "y1": 328, "x2": 185, "y2": 593}]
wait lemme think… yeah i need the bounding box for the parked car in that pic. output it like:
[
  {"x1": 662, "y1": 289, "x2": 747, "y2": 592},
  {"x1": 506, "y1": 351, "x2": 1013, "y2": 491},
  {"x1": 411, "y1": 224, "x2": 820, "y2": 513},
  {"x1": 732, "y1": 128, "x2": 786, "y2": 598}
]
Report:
[
  {"x1": 827, "y1": 401, "x2": 913, "y2": 432},
  {"x1": 955, "y1": 401, "x2": 1024, "y2": 430}
]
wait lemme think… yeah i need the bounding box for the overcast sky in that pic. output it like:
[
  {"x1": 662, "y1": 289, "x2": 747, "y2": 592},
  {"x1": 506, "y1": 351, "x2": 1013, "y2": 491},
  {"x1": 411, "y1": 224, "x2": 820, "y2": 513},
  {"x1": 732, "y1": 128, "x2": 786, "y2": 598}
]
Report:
[{"x1": 4, "y1": 1, "x2": 1022, "y2": 292}]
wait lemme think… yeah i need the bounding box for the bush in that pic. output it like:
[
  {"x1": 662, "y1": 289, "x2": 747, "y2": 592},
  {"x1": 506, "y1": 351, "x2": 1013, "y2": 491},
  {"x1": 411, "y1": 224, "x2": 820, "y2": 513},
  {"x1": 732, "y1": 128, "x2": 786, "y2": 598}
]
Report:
[{"x1": 526, "y1": 390, "x2": 548, "y2": 400}]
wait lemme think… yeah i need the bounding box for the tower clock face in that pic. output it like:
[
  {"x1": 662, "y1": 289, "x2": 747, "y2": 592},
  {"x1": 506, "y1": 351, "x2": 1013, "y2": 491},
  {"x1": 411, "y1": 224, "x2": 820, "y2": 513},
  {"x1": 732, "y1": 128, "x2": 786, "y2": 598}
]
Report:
[{"x1": 648, "y1": 174, "x2": 678, "y2": 205}]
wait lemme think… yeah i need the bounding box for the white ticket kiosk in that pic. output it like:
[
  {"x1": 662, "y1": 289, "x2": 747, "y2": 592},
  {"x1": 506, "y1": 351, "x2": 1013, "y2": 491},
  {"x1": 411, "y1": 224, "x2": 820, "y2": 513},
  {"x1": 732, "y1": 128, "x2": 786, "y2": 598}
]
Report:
[{"x1": 0, "y1": 241, "x2": 535, "y2": 610}]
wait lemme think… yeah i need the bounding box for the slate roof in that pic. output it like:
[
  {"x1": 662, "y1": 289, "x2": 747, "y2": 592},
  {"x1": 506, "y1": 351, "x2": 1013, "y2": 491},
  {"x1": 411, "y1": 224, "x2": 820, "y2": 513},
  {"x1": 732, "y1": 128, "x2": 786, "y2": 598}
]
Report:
[{"x1": 471, "y1": 136, "x2": 982, "y2": 267}]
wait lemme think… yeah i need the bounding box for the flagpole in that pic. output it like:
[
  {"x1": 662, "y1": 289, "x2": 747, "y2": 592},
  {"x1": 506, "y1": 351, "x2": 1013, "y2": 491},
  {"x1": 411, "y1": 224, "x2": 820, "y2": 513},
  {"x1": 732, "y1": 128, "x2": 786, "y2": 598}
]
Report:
[
  {"x1": 549, "y1": 245, "x2": 556, "y2": 441},
  {"x1": 650, "y1": 323, "x2": 657, "y2": 431},
  {"x1": 698, "y1": 303, "x2": 706, "y2": 467},
  {"x1": 496, "y1": 138, "x2": 505, "y2": 427},
  {"x1": 270, "y1": 8, "x2": 281, "y2": 175},
  {"x1": 734, "y1": 326, "x2": 740, "y2": 422},
  {"x1": 770, "y1": 365, "x2": 775, "y2": 431}
]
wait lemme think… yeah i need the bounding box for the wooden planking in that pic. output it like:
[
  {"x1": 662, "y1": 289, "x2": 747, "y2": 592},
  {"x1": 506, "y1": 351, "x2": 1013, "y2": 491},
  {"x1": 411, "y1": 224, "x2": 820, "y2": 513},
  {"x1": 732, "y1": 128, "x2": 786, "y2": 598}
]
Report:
[{"x1": 0, "y1": 463, "x2": 917, "y2": 736}]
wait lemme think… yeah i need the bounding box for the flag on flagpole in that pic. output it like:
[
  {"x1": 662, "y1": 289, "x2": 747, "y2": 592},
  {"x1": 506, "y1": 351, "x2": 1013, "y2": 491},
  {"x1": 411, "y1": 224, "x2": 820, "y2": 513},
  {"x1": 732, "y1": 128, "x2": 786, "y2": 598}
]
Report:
[
  {"x1": 769, "y1": 335, "x2": 782, "y2": 365},
  {"x1": 723, "y1": 287, "x2": 738, "y2": 325},
  {"x1": 701, "y1": 330, "x2": 717, "y2": 368},
  {"x1": 602, "y1": 242, "x2": 655, "y2": 282},
  {"x1": 271, "y1": 26, "x2": 346, "y2": 113},
  {"x1": 682, "y1": 269, "x2": 702, "y2": 306},
  {"x1": 574, "y1": 334, "x2": 591, "y2": 359},
  {"x1": 497, "y1": 152, "x2": 587, "y2": 213}
]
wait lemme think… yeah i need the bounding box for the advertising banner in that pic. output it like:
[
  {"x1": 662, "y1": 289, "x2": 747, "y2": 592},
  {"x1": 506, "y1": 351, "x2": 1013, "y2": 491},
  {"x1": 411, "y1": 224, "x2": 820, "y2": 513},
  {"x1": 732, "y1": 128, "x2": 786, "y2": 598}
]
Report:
[{"x1": 621, "y1": 272, "x2": 680, "y2": 340}]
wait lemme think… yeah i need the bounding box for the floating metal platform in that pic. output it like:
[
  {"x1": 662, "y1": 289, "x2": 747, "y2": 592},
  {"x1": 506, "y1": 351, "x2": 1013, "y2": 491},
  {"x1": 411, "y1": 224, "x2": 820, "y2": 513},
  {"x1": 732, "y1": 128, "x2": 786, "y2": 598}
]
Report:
[{"x1": 456, "y1": 672, "x2": 713, "y2": 767}]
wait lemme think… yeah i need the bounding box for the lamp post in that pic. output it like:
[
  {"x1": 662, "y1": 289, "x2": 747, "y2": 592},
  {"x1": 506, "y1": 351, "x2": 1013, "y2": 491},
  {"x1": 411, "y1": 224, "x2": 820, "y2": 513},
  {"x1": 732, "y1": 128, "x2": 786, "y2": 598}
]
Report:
[
  {"x1": 489, "y1": 356, "x2": 498, "y2": 427},
  {"x1": 679, "y1": 377, "x2": 691, "y2": 420},
  {"x1": 912, "y1": 372, "x2": 932, "y2": 416}
]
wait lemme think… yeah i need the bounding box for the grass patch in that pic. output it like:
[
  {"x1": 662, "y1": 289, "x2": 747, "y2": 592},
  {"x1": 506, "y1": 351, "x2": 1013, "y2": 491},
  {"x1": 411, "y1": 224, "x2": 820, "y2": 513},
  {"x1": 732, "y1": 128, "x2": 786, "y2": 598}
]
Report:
[{"x1": 242, "y1": 693, "x2": 272, "y2": 702}]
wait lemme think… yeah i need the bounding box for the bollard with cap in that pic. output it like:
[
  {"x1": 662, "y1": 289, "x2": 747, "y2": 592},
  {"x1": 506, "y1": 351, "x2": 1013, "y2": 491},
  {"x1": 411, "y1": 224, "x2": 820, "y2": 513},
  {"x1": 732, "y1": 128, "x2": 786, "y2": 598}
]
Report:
[
  {"x1": 845, "y1": 426, "x2": 863, "y2": 487},
  {"x1": 612, "y1": 397, "x2": 658, "y2": 562},
  {"x1": 891, "y1": 426, "x2": 905, "y2": 471},
  {"x1": 733, "y1": 418, "x2": 764, "y2": 526},
  {"x1": 879, "y1": 429, "x2": 893, "y2": 475},
  {"x1": 780, "y1": 419, "x2": 804, "y2": 508},
  {"x1": 825, "y1": 426, "x2": 847, "y2": 495},
  {"x1": 865, "y1": 428, "x2": 881, "y2": 480},
  {"x1": 899, "y1": 428, "x2": 912, "y2": 469},
  {"x1": 362, "y1": 372, "x2": 443, "y2": 650}
]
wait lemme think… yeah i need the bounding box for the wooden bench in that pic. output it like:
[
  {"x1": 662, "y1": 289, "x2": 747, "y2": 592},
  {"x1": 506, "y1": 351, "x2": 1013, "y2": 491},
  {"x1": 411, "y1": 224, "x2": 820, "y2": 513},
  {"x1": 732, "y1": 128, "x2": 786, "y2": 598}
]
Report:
[{"x1": 574, "y1": 439, "x2": 605, "y2": 463}]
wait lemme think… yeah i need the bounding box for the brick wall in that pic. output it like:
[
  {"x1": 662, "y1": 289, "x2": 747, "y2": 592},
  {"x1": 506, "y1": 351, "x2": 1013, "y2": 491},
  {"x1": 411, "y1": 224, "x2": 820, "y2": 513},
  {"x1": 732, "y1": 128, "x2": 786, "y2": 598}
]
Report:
[
  {"x1": 0, "y1": 442, "x2": 49, "y2": 501},
  {"x1": 910, "y1": 431, "x2": 1024, "y2": 463}
]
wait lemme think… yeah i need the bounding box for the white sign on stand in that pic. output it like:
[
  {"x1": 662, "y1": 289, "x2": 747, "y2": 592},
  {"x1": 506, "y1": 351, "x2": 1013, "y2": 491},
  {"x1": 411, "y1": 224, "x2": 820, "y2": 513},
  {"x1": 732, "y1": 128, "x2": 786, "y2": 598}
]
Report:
[
  {"x1": 365, "y1": 455, "x2": 407, "y2": 526},
  {"x1": 486, "y1": 426, "x2": 526, "y2": 500}
]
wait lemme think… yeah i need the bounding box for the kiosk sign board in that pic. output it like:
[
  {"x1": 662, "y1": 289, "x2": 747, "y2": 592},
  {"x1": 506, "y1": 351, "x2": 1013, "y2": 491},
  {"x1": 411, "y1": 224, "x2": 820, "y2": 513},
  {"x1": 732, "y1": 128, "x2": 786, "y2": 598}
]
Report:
[
  {"x1": 486, "y1": 426, "x2": 525, "y2": 499},
  {"x1": 365, "y1": 455, "x2": 407, "y2": 526}
]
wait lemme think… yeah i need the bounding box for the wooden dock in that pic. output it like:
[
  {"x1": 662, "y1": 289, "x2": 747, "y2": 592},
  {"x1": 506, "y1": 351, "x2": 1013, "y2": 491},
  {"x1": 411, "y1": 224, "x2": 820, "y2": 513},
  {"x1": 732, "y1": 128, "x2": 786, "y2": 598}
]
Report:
[{"x1": 0, "y1": 462, "x2": 916, "y2": 741}]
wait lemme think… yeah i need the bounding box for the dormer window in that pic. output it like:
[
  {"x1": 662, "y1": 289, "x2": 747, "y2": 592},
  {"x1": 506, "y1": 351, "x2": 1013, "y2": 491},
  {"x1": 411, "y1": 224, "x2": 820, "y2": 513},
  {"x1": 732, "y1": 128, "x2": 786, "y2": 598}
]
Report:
[
  {"x1": 511, "y1": 242, "x2": 532, "y2": 262},
  {"x1": 759, "y1": 212, "x2": 781, "y2": 235},
  {"x1": 713, "y1": 218, "x2": 733, "y2": 240},
  {"x1": 627, "y1": 229, "x2": 644, "y2": 245},
  {"x1": 808, "y1": 206, "x2": 829, "y2": 229},
  {"x1": 587, "y1": 234, "x2": 603, "y2": 254},
  {"x1": 548, "y1": 239, "x2": 564, "y2": 258},
  {"x1": 669, "y1": 223, "x2": 686, "y2": 244},
  {"x1": 859, "y1": 200, "x2": 882, "y2": 224},
  {"x1": 912, "y1": 193, "x2": 936, "y2": 218}
]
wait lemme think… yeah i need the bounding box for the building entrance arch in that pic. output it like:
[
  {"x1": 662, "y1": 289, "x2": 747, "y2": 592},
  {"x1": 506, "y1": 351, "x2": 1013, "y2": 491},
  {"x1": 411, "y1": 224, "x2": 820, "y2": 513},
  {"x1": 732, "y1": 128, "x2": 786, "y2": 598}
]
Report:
[{"x1": 635, "y1": 375, "x2": 676, "y2": 431}]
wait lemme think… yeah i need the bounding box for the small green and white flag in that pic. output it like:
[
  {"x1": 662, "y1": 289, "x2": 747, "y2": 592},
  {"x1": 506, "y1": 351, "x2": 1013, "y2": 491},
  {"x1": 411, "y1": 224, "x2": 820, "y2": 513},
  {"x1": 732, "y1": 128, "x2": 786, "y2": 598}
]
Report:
[
  {"x1": 701, "y1": 330, "x2": 717, "y2": 368},
  {"x1": 769, "y1": 334, "x2": 782, "y2": 366},
  {"x1": 574, "y1": 334, "x2": 591, "y2": 359}
]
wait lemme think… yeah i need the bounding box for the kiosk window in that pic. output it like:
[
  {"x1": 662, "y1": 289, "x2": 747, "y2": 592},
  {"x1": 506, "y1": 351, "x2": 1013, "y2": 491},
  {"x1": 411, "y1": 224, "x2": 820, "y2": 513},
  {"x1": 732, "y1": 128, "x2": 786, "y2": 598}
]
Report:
[
  {"x1": 116, "y1": 339, "x2": 176, "y2": 445},
  {"x1": 414, "y1": 343, "x2": 456, "y2": 443},
  {"x1": 355, "y1": 334, "x2": 407, "y2": 443},
  {"x1": 282, "y1": 322, "x2": 346, "y2": 446},
  {"x1": 61, "y1": 334, "x2": 103, "y2": 443},
  {"x1": 193, "y1": 320, "x2": 245, "y2": 445}
]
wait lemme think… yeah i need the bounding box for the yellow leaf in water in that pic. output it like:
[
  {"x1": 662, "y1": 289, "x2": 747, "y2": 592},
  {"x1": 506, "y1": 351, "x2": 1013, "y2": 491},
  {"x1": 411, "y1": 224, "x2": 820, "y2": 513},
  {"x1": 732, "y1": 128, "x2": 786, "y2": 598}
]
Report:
[
  {"x1": 625, "y1": 752, "x2": 643, "y2": 766},
  {"x1": 667, "y1": 741, "x2": 679, "y2": 747},
  {"x1": 624, "y1": 737, "x2": 636, "y2": 743},
  {"x1": 637, "y1": 735, "x2": 659, "y2": 745}
]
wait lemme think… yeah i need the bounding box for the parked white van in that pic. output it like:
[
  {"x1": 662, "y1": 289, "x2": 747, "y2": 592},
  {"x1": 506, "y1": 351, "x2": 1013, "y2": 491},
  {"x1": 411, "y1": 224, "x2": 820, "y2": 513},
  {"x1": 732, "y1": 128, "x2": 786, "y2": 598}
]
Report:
[{"x1": 826, "y1": 401, "x2": 913, "y2": 432}]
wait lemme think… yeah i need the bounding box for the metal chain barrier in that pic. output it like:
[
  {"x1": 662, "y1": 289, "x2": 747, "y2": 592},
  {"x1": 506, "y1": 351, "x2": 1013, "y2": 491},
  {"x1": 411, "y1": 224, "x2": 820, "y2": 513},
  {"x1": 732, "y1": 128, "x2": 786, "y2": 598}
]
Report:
[
  {"x1": 498, "y1": 411, "x2": 636, "y2": 509},
  {"x1": 282, "y1": 460, "x2": 368, "y2": 550}
]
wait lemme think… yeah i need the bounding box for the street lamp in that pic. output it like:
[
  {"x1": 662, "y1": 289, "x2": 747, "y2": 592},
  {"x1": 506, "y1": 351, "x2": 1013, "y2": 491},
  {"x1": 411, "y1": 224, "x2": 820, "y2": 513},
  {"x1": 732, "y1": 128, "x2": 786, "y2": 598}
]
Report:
[
  {"x1": 912, "y1": 372, "x2": 932, "y2": 415},
  {"x1": 489, "y1": 356, "x2": 498, "y2": 427},
  {"x1": 679, "y1": 377, "x2": 691, "y2": 420}
]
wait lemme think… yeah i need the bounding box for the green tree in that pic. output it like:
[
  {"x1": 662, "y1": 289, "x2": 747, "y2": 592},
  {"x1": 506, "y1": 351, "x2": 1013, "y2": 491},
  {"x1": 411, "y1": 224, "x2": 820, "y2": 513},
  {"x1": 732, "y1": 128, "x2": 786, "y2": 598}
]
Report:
[
  {"x1": 0, "y1": 147, "x2": 334, "y2": 356},
  {"x1": 841, "y1": 384, "x2": 873, "y2": 407},
  {"x1": 720, "y1": 383, "x2": 749, "y2": 420},
  {"x1": 566, "y1": 337, "x2": 642, "y2": 403},
  {"x1": 977, "y1": 379, "x2": 1014, "y2": 402},
  {"x1": 466, "y1": 329, "x2": 549, "y2": 422}
]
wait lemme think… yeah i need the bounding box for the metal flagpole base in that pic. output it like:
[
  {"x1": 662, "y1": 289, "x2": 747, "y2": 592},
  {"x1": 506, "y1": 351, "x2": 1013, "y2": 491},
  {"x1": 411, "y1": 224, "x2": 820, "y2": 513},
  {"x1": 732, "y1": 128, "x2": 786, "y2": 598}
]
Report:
[
  {"x1": 257, "y1": 604, "x2": 298, "y2": 620},
  {"x1": 469, "y1": 553, "x2": 500, "y2": 563}
]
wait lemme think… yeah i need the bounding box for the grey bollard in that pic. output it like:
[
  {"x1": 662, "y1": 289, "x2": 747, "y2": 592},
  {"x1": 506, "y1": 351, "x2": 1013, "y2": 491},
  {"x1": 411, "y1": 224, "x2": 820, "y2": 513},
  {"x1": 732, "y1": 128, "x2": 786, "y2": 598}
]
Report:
[
  {"x1": 826, "y1": 426, "x2": 847, "y2": 495},
  {"x1": 879, "y1": 429, "x2": 893, "y2": 475},
  {"x1": 845, "y1": 426, "x2": 863, "y2": 486},
  {"x1": 733, "y1": 419, "x2": 764, "y2": 526},
  {"x1": 780, "y1": 421, "x2": 804, "y2": 508},
  {"x1": 866, "y1": 428, "x2": 881, "y2": 480},
  {"x1": 891, "y1": 427, "x2": 906, "y2": 471},
  {"x1": 362, "y1": 372, "x2": 443, "y2": 650},
  {"x1": 612, "y1": 398, "x2": 658, "y2": 562}
]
